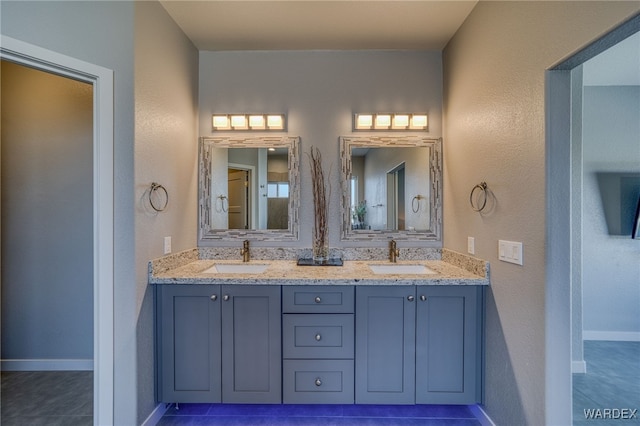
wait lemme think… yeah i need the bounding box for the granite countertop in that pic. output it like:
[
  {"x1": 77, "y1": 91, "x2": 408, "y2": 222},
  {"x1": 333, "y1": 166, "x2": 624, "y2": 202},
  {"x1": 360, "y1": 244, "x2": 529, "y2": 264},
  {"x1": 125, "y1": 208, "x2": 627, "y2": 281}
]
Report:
[{"x1": 148, "y1": 249, "x2": 490, "y2": 286}]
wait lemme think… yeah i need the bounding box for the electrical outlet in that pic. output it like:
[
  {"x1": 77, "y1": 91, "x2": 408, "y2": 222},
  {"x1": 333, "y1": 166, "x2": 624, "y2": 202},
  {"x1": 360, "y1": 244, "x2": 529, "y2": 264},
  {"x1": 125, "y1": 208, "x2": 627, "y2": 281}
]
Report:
[
  {"x1": 498, "y1": 240, "x2": 523, "y2": 265},
  {"x1": 164, "y1": 236, "x2": 172, "y2": 255},
  {"x1": 467, "y1": 237, "x2": 475, "y2": 255}
]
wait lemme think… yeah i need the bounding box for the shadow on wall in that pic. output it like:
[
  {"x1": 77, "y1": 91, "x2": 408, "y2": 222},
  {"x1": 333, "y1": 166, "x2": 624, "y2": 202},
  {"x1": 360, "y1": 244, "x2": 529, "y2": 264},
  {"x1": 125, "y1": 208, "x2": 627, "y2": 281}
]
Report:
[
  {"x1": 482, "y1": 289, "x2": 528, "y2": 425},
  {"x1": 136, "y1": 287, "x2": 157, "y2": 425}
]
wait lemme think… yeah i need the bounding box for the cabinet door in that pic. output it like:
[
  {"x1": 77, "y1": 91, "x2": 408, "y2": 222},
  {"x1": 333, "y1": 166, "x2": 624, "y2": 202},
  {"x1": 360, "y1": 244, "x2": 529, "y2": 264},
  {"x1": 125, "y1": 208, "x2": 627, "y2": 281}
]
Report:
[
  {"x1": 415, "y1": 286, "x2": 482, "y2": 404},
  {"x1": 157, "y1": 285, "x2": 221, "y2": 403},
  {"x1": 355, "y1": 286, "x2": 416, "y2": 404},
  {"x1": 221, "y1": 285, "x2": 282, "y2": 403}
]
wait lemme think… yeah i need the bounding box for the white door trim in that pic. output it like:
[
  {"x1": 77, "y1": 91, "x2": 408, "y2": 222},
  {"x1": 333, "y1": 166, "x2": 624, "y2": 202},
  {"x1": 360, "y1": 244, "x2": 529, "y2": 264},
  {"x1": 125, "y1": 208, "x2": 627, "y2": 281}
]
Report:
[{"x1": 1, "y1": 35, "x2": 114, "y2": 426}]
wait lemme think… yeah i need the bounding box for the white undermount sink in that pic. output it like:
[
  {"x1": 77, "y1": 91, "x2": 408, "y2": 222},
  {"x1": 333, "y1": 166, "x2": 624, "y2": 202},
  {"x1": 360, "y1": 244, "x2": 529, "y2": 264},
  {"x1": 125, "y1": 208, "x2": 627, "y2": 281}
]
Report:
[
  {"x1": 368, "y1": 264, "x2": 436, "y2": 275},
  {"x1": 203, "y1": 263, "x2": 270, "y2": 274}
]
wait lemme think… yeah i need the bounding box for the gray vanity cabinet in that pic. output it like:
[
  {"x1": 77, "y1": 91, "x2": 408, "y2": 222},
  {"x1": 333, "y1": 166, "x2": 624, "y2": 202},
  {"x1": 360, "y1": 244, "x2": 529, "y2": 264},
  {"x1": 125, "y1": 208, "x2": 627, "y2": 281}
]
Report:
[
  {"x1": 282, "y1": 286, "x2": 355, "y2": 404},
  {"x1": 157, "y1": 285, "x2": 221, "y2": 403},
  {"x1": 415, "y1": 286, "x2": 482, "y2": 404},
  {"x1": 355, "y1": 285, "x2": 482, "y2": 405},
  {"x1": 355, "y1": 286, "x2": 417, "y2": 404},
  {"x1": 156, "y1": 284, "x2": 281, "y2": 404},
  {"x1": 221, "y1": 285, "x2": 282, "y2": 403}
]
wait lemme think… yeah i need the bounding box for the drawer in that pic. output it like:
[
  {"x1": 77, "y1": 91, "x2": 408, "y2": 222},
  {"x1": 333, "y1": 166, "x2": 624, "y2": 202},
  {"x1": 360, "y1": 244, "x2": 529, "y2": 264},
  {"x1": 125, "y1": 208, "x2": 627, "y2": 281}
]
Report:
[
  {"x1": 283, "y1": 359, "x2": 354, "y2": 404},
  {"x1": 283, "y1": 314, "x2": 354, "y2": 359},
  {"x1": 282, "y1": 286, "x2": 354, "y2": 313}
]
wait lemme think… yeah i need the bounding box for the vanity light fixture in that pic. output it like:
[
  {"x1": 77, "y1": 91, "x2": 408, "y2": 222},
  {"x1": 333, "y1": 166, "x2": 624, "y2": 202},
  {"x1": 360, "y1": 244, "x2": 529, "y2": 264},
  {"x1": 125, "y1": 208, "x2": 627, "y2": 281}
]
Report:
[
  {"x1": 354, "y1": 113, "x2": 428, "y2": 131},
  {"x1": 212, "y1": 113, "x2": 286, "y2": 131}
]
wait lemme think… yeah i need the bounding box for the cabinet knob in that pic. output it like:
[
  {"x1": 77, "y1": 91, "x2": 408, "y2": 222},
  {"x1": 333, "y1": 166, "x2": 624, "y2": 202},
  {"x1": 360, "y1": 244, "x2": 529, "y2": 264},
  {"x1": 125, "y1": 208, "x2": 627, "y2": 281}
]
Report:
[
  {"x1": 223, "y1": 294, "x2": 230, "y2": 301},
  {"x1": 407, "y1": 295, "x2": 415, "y2": 302},
  {"x1": 210, "y1": 294, "x2": 218, "y2": 301},
  {"x1": 315, "y1": 378, "x2": 322, "y2": 387},
  {"x1": 315, "y1": 333, "x2": 322, "y2": 341},
  {"x1": 314, "y1": 296, "x2": 322, "y2": 304},
  {"x1": 420, "y1": 295, "x2": 427, "y2": 302}
]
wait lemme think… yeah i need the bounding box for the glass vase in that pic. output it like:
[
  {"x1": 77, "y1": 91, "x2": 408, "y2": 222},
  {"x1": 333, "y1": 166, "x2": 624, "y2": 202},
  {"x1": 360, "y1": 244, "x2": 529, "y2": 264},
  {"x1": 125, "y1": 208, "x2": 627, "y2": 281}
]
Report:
[{"x1": 312, "y1": 237, "x2": 329, "y2": 265}]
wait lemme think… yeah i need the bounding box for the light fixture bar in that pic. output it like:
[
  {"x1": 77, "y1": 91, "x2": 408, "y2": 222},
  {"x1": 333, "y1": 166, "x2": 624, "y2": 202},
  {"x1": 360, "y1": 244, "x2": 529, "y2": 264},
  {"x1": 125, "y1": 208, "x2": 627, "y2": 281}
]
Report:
[
  {"x1": 212, "y1": 113, "x2": 286, "y2": 131},
  {"x1": 354, "y1": 113, "x2": 428, "y2": 131}
]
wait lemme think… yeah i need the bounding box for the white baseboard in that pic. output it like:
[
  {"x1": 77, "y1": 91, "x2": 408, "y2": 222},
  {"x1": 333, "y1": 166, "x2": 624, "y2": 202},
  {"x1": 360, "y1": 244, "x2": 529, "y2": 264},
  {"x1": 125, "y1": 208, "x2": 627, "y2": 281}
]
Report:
[
  {"x1": 141, "y1": 403, "x2": 172, "y2": 426},
  {"x1": 1, "y1": 359, "x2": 93, "y2": 371},
  {"x1": 469, "y1": 404, "x2": 496, "y2": 426},
  {"x1": 583, "y1": 331, "x2": 640, "y2": 342},
  {"x1": 572, "y1": 360, "x2": 587, "y2": 374}
]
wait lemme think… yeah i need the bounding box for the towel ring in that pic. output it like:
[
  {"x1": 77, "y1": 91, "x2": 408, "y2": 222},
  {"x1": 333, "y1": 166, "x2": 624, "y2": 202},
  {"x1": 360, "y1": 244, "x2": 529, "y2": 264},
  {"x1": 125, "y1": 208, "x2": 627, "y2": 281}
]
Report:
[
  {"x1": 149, "y1": 182, "x2": 168, "y2": 212},
  {"x1": 218, "y1": 195, "x2": 229, "y2": 212},
  {"x1": 470, "y1": 182, "x2": 488, "y2": 212},
  {"x1": 412, "y1": 195, "x2": 425, "y2": 213}
]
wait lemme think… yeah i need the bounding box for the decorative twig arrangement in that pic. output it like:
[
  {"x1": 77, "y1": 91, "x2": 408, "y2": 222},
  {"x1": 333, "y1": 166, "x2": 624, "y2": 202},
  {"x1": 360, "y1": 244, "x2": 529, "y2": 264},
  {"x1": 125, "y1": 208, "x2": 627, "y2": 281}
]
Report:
[{"x1": 308, "y1": 146, "x2": 330, "y2": 262}]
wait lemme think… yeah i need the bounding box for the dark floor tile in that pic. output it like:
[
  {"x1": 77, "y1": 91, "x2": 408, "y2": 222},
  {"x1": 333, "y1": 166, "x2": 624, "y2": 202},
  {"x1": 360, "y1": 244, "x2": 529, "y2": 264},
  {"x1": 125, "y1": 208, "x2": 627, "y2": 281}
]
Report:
[
  {"x1": 1, "y1": 371, "x2": 93, "y2": 422},
  {"x1": 0, "y1": 415, "x2": 93, "y2": 426},
  {"x1": 207, "y1": 403, "x2": 345, "y2": 417},
  {"x1": 157, "y1": 416, "x2": 218, "y2": 426},
  {"x1": 159, "y1": 415, "x2": 480, "y2": 426},
  {"x1": 165, "y1": 403, "x2": 214, "y2": 416},
  {"x1": 342, "y1": 404, "x2": 475, "y2": 419},
  {"x1": 573, "y1": 341, "x2": 640, "y2": 425}
]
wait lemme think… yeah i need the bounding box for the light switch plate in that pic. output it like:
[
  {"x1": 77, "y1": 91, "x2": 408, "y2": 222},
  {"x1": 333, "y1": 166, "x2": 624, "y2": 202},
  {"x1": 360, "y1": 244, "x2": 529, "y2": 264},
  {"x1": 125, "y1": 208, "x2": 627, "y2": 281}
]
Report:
[
  {"x1": 467, "y1": 237, "x2": 475, "y2": 255},
  {"x1": 498, "y1": 240, "x2": 523, "y2": 265},
  {"x1": 164, "y1": 236, "x2": 172, "y2": 255}
]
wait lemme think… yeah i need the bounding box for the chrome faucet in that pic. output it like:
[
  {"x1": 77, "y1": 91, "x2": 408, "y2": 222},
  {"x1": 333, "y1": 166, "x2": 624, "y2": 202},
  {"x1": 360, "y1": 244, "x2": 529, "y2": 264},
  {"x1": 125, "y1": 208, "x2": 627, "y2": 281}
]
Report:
[
  {"x1": 389, "y1": 239, "x2": 399, "y2": 263},
  {"x1": 241, "y1": 240, "x2": 250, "y2": 262}
]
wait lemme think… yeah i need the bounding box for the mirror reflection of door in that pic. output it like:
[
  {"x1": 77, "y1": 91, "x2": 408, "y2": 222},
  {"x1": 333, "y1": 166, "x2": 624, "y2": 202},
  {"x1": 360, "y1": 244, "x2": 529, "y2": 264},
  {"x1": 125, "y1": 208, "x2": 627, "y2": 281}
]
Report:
[
  {"x1": 387, "y1": 164, "x2": 406, "y2": 230},
  {"x1": 228, "y1": 168, "x2": 250, "y2": 229}
]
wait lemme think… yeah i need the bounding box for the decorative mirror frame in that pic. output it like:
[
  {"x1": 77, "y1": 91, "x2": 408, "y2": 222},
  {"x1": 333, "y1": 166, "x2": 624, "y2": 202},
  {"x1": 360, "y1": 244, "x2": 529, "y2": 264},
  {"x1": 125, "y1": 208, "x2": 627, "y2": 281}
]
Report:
[
  {"x1": 340, "y1": 135, "x2": 442, "y2": 241},
  {"x1": 199, "y1": 136, "x2": 300, "y2": 242}
]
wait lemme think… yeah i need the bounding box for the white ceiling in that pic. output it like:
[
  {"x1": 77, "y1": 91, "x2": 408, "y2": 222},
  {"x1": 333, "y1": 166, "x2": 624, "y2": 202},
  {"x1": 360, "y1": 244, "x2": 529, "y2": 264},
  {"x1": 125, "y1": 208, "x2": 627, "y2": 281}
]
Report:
[
  {"x1": 159, "y1": 0, "x2": 478, "y2": 51},
  {"x1": 159, "y1": 1, "x2": 638, "y2": 86}
]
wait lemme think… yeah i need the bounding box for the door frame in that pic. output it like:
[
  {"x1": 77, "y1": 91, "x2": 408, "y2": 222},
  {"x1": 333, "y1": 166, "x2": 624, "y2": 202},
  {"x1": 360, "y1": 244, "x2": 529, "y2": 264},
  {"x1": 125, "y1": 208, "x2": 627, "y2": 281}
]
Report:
[
  {"x1": 228, "y1": 162, "x2": 257, "y2": 229},
  {"x1": 545, "y1": 14, "x2": 640, "y2": 425},
  {"x1": 1, "y1": 35, "x2": 115, "y2": 425}
]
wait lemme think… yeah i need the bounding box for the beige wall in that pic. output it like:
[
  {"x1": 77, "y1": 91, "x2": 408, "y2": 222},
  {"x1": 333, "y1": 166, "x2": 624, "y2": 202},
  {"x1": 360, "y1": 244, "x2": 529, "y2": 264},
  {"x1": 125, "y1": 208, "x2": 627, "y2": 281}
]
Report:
[
  {"x1": 198, "y1": 50, "x2": 444, "y2": 248},
  {"x1": 443, "y1": 2, "x2": 640, "y2": 424},
  {"x1": 134, "y1": 2, "x2": 199, "y2": 423},
  {"x1": 1, "y1": 2, "x2": 138, "y2": 423}
]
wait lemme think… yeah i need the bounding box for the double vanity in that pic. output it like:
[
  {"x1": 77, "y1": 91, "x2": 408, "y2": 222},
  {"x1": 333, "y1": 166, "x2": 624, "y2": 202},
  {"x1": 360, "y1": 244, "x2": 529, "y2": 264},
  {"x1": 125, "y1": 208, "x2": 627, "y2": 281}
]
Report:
[
  {"x1": 149, "y1": 248, "x2": 489, "y2": 406},
  {"x1": 149, "y1": 134, "x2": 489, "y2": 406}
]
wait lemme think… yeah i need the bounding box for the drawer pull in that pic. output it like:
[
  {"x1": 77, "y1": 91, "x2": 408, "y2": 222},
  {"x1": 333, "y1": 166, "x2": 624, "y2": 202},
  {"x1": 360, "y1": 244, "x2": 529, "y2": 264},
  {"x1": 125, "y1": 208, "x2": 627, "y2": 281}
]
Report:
[
  {"x1": 315, "y1": 333, "x2": 322, "y2": 341},
  {"x1": 420, "y1": 295, "x2": 427, "y2": 302},
  {"x1": 223, "y1": 294, "x2": 230, "y2": 301},
  {"x1": 407, "y1": 295, "x2": 415, "y2": 302},
  {"x1": 315, "y1": 378, "x2": 322, "y2": 387},
  {"x1": 210, "y1": 294, "x2": 218, "y2": 301},
  {"x1": 314, "y1": 296, "x2": 322, "y2": 304}
]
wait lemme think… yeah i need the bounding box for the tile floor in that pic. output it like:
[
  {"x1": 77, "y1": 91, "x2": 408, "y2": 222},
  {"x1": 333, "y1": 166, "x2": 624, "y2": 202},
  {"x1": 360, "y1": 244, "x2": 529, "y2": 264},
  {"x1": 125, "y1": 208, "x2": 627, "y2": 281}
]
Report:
[
  {"x1": 573, "y1": 341, "x2": 640, "y2": 425},
  {"x1": 158, "y1": 403, "x2": 482, "y2": 425},
  {"x1": 3, "y1": 343, "x2": 637, "y2": 426},
  {"x1": 1, "y1": 370, "x2": 93, "y2": 426}
]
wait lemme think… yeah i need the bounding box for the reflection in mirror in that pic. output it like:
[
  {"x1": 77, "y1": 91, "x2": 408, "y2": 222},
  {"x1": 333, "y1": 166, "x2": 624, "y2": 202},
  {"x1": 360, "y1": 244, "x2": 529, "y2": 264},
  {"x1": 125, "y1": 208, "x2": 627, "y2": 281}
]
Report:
[
  {"x1": 340, "y1": 136, "x2": 442, "y2": 241},
  {"x1": 199, "y1": 136, "x2": 300, "y2": 242}
]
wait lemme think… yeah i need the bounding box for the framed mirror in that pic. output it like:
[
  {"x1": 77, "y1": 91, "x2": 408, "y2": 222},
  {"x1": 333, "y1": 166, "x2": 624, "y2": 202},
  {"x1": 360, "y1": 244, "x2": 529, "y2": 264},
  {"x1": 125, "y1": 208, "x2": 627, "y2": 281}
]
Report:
[
  {"x1": 199, "y1": 136, "x2": 300, "y2": 241},
  {"x1": 340, "y1": 136, "x2": 442, "y2": 241}
]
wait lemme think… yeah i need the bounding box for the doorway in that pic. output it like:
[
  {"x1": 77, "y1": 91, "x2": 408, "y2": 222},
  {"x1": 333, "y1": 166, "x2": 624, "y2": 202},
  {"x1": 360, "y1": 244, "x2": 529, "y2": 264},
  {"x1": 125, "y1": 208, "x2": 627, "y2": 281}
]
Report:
[
  {"x1": 228, "y1": 168, "x2": 251, "y2": 229},
  {"x1": 1, "y1": 56, "x2": 94, "y2": 425},
  {"x1": 545, "y1": 15, "x2": 640, "y2": 425},
  {"x1": 386, "y1": 163, "x2": 406, "y2": 230},
  {"x1": 0, "y1": 36, "x2": 115, "y2": 424}
]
